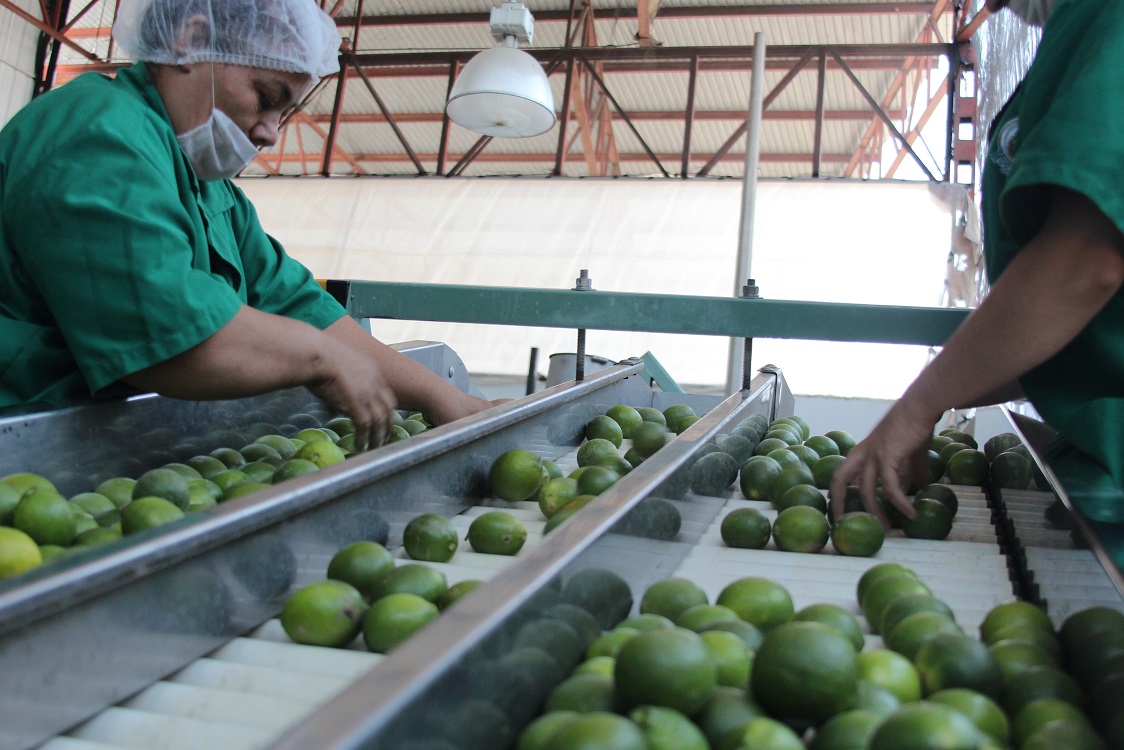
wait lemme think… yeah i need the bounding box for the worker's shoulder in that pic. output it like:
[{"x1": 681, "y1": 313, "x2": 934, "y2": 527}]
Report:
[{"x1": 3, "y1": 66, "x2": 168, "y2": 149}]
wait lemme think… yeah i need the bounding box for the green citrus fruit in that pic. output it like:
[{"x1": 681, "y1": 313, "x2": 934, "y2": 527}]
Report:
[
  {"x1": 615, "y1": 627, "x2": 718, "y2": 714},
  {"x1": 662, "y1": 404, "x2": 697, "y2": 433},
  {"x1": 605, "y1": 404, "x2": 644, "y2": 438},
  {"x1": 93, "y1": 477, "x2": 136, "y2": 509},
  {"x1": 902, "y1": 498, "x2": 953, "y2": 540},
  {"x1": 676, "y1": 604, "x2": 741, "y2": 632},
  {"x1": 362, "y1": 591, "x2": 438, "y2": 652},
  {"x1": 855, "y1": 648, "x2": 921, "y2": 703},
  {"x1": 701, "y1": 628, "x2": 753, "y2": 688},
  {"x1": 543, "y1": 711, "x2": 647, "y2": 750},
  {"x1": 754, "y1": 437, "x2": 791, "y2": 457},
  {"x1": 208, "y1": 447, "x2": 246, "y2": 469},
  {"x1": 885, "y1": 612, "x2": 962, "y2": 661},
  {"x1": 120, "y1": 495, "x2": 185, "y2": 535},
  {"x1": 772, "y1": 505, "x2": 829, "y2": 553},
  {"x1": 1021, "y1": 721, "x2": 1107, "y2": 750},
  {"x1": 750, "y1": 621, "x2": 859, "y2": 723},
  {"x1": 811, "y1": 709, "x2": 882, "y2": 750},
  {"x1": 630, "y1": 422, "x2": 668, "y2": 459},
  {"x1": 720, "y1": 507, "x2": 772, "y2": 549},
  {"x1": 716, "y1": 577, "x2": 794, "y2": 632},
  {"x1": 734, "y1": 716, "x2": 804, "y2": 750},
  {"x1": 856, "y1": 563, "x2": 917, "y2": 605},
  {"x1": 325, "y1": 416, "x2": 356, "y2": 436},
  {"x1": 946, "y1": 450, "x2": 989, "y2": 485},
  {"x1": 539, "y1": 477, "x2": 581, "y2": 518},
  {"x1": 831, "y1": 512, "x2": 885, "y2": 557},
  {"x1": 131, "y1": 468, "x2": 190, "y2": 510},
  {"x1": 1002, "y1": 665, "x2": 1083, "y2": 717},
  {"x1": 690, "y1": 452, "x2": 739, "y2": 496},
  {"x1": 618, "y1": 613, "x2": 675, "y2": 632},
  {"x1": 160, "y1": 462, "x2": 203, "y2": 481},
  {"x1": 636, "y1": 407, "x2": 667, "y2": 426},
  {"x1": 586, "y1": 627, "x2": 640, "y2": 660},
  {"x1": 776, "y1": 483, "x2": 827, "y2": 513},
  {"x1": 869, "y1": 702, "x2": 985, "y2": 750},
  {"x1": 369, "y1": 563, "x2": 447, "y2": 603},
  {"x1": 717, "y1": 434, "x2": 756, "y2": 465},
  {"x1": 879, "y1": 594, "x2": 956, "y2": 640},
  {"x1": 640, "y1": 577, "x2": 709, "y2": 622},
  {"x1": 980, "y1": 600, "x2": 1054, "y2": 644},
  {"x1": 272, "y1": 458, "x2": 320, "y2": 483},
  {"x1": 489, "y1": 449, "x2": 546, "y2": 502},
  {"x1": 209, "y1": 469, "x2": 249, "y2": 493},
  {"x1": 543, "y1": 495, "x2": 596, "y2": 534},
  {"x1": 990, "y1": 639, "x2": 1058, "y2": 685},
  {"x1": 694, "y1": 685, "x2": 766, "y2": 747},
  {"x1": 576, "y1": 466, "x2": 620, "y2": 496},
  {"x1": 928, "y1": 688, "x2": 1009, "y2": 747},
  {"x1": 584, "y1": 416, "x2": 624, "y2": 448},
  {"x1": 1012, "y1": 698, "x2": 1092, "y2": 747},
  {"x1": 222, "y1": 480, "x2": 270, "y2": 500},
  {"x1": 848, "y1": 679, "x2": 902, "y2": 717},
  {"x1": 576, "y1": 439, "x2": 618, "y2": 468},
  {"x1": 254, "y1": 434, "x2": 298, "y2": 459},
  {"x1": 13, "y1": 488, "x2": 77, "y2": 545},
  {"x1": 75, "y1": 525, "x2": 123, "y2": 547},
  {"x1": 937, "y1": 441, "x2": 972, "y2": 466},
  {"x1": 0, "y1": 527, "x2": 43, "y2": 578},
  {"x1": 574, "y1": 656, "x2": 615, "y2": 677},
  {"x1": 739, "y1": 456, "x2": 783, "y2": 501},
  {"x1": 403, "y1": 513, "x2": 459, "y2": 563},
  {"x1": 765, "y1": 464, "x2": 816, "y2": 506},
  {"x1": 239, "y1": 442, "x2": 284, "y2": 466},
  {"x1": 794, "y1": 603, "x2": 865, "y2": 652},
  {"x1": 983, "y1": 433, "x2": 1022, "y2": 460},
  {"x1": 69, "y1": 492, "x2": 119, "y2": 527},
  {"x1": 281, "y1": 579, "x2": 368, "y2": 647},
  {"x1": 812, "y1": 454, "x2": 847, "y2": 489},
  {"x1": 629, "y1": 704, "x2": 709, "y2": 750},
  {"x1": 914, "y1": 484, "x2": 959, "y2": 517},
  {"x1": 825, "y1": 430, "x2": 857, "y2": 456},
  {"x1": 468, "y1": 510, "x2": 527, "y2": 555},
  {"x1": 595, "y1": 455, "x2": 632, "y2": 477},
  {"x1": 239, "y1": 460, "x2": 277, "y2": 484},
  {"x1": 385, "y1": 425, "x2": 411, "y2": 443},
  {"x1": 436, "y1": 579, "x2": 482, "y2": 611},
  {"x1": 399, "y1": 419, "x2": 427, "y2": 436},
  {"x1": 991, "y1": 451, "x2": 1032, "y2": 489},
  {"x1": 804, "y1": 436, "x2": 841, "y2": 459},
  {"x1": 861, "y1": 573, "x2": 932, "y2": 630},
  {"x1": 295, "y1": 439, "x2": 346, "y2": 469}
]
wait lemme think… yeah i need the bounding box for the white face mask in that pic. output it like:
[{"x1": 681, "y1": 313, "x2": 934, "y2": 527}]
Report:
[
  {"x1": 1003, "y1": 0, "x2": 1058, "y2": 27},
  {"x1": 175, "y1": 64, "x2": 259, "y2": 181}
]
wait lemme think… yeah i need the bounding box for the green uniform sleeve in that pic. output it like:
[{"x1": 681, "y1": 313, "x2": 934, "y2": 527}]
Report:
[
  {"x1": 1000, "y1": 0, "x2": 1124, "y2": 244},
  {"x1": 3, "y1": 97, "x2": 243, "y2": 396}
]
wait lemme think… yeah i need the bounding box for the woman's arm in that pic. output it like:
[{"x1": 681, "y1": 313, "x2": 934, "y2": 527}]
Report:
[
  {"x1": 122, "y1": 306, "x2": 397, "y2": 450},
  {"x1": 830, "y1": 188, "x2": 1124, "y2": 524}
]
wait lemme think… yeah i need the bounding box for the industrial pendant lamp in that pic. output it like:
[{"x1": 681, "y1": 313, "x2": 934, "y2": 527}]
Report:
[{"x1": 445, "y1": 2, "x2": 556, "y2": 138}]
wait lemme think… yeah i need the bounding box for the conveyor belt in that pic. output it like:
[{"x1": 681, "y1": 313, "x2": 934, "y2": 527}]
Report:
[{"x1": 42, "y1": 435, "x2": 1017, "y2": 750}]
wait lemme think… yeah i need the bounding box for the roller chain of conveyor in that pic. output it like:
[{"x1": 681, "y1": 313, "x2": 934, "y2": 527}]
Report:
[{"x1": 1, "y1": 344, "x2": 1120, "y2": 750}]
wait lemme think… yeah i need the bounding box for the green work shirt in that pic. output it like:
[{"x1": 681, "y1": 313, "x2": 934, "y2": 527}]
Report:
[
  {"x1": 982, "y1": 0, "x2": 1124, "y2": 519},
  {"x1": 0, "y1": 63, "x2": 345, "y2": 409}
]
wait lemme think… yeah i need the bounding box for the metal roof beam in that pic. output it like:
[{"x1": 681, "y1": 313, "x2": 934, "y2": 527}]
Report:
[
  {"x1": 299, "y1": 109, "x2": 875, "y2": 125},
  {"x1": 261, "y1": 151, "x2": 853, "y2": 165}
]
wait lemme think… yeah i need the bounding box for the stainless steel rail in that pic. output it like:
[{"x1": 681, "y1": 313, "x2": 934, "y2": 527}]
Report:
[{"x1": 270, "y1": 371, "x2": 782, "y2": 750}]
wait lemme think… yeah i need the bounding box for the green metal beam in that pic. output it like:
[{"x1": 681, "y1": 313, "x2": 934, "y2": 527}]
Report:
[{"x1": 342, "y1": 281, "x2": 970, "y2": 347}]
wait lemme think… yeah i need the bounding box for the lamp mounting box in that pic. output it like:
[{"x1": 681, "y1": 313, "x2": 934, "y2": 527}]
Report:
[{"x1": 490, "y1": 2, "x2": 535, "y2": 45}]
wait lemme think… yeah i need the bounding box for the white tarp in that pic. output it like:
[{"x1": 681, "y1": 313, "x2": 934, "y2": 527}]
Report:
[{"x1": 239, "y1": 177, "x2": 955, "y2": 399}]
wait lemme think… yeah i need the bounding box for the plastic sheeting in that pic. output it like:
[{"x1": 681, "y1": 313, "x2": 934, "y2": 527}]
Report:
[{"x1": 238, "y1": 177, "x2": 955, "y2": 399}]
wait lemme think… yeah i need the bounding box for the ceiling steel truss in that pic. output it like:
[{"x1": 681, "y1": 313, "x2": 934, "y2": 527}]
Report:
[{"x1": 11, "y1": 0, "x2": 987, "y2": 182}]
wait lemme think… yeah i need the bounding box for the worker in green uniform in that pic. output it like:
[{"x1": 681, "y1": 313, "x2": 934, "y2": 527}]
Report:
[
  {"x1": 831, "y1": 0, "x2": 1124, "y2": 524},
  {"x1": 0, "y1": 0, "x2": 493, "y2": 450}
]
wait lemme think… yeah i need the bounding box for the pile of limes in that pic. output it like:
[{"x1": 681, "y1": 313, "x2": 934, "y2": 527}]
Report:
[
  {"x1": 517, "y1": 567, "x2": 1119, "y2": 750},
  {"x1": 932, "y1": 429, "x2": 1039, "y2": 491},
  {"x1": 281, "y1": 539, "x2": 483, "y2": 653},
  {"x1": 0, "y1": 410, "x2": 433, "y2": 580}
]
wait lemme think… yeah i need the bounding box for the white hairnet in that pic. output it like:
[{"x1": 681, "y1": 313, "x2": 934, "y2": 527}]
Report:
[{"x1": 113, "y1": 0, "x2": 340, "y2": 81}]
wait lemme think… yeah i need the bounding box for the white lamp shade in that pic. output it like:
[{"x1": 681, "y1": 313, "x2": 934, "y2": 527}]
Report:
[{"x1": 446, "y1": 46, "x2": 556, "y2": 138}]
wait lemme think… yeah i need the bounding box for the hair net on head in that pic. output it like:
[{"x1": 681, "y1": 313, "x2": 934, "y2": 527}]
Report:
[{"x1": 113, "y1": 0, "x2": 340, "y2": 81}]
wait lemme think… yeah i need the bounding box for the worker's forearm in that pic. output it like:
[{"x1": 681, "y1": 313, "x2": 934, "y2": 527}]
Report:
[
  {"x1": 903, "y1": 191, "x2": 1124, "y2": 420},
  {"x1": 122, "y1": 306, "x2": 331, "y2": 399}
]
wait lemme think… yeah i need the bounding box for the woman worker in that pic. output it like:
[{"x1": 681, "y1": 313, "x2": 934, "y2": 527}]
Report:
[
  {"x1": 831, "y1": 0, "x2": 1124, "y2": 525},
  {"x1": 0, "y1": 0, "x2": 493, "y2": 450}
]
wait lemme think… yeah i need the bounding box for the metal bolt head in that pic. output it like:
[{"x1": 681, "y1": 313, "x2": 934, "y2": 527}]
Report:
[{"x1": 573, "y1": 269, "x2": 594, "y2": 291}]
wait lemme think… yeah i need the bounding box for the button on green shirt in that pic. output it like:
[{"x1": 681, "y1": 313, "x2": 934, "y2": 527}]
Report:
[
  {"x1": 0, "y1": 63, "x2": 346, "y2": 408},
  {"x1": 983, "y1": 0, "x2": 1124, "y2": 516}
]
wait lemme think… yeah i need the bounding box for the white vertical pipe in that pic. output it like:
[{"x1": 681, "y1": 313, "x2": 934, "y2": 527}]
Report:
[{"x1": 726, "y1": 31, "x2": 767, "y2": 394}]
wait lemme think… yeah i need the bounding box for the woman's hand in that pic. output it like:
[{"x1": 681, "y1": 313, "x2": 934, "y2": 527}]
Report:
[
  {"x1": 829, "y1": 397, "x2": 936, "y2": 527},
  {"x1": 307, "y1": 336, "x2": 397, "y2": 452}
]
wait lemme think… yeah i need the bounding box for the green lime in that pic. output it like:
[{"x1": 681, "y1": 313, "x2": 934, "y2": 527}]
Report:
[
  {"x1": 489, "y1": 449, "x2": 546, "y2": 501},
  {"x1": 812, "y1": 454, "x2": 847, "y2": 489},
  {"x1": 795, "y1": 603, "x2": 865, "y2": 652},
  {"x1": 614, "y1": 627, "x2": 718, "y2": 714},
  {"x1": 720, "y1": 507, "x2": 772, "y2": 549},
  {"x1": 946, "y1": 450, "x2": 989, "y2": 485},
  {"x1": 361, "y1": 591, "x2": 438, "y2": 652},
  {"x1": 772, "y1": 505, "x2": 830, "y2": 553},
  {"x1": 630, "y1": 422, "x2": 668, "y2": 458},
  {"x1": 765, "y1": 464, "x2": 815, "y2": 506},
  {"x1": 369, "y1": 563, "x2": 447, "y2": 603},
  {"x1": 539, "y1": 477, "x2": 581, "y2": 518},
  {"x1": 585, "y1": 416, "x2": 624, "y2": 448},
  {"x1": 750, "y1": 621, "x2": 858, "y2": 723},
  {"x1": 701, "y1": 629, "x2": 753, "y2": 688},
  {"x1": 776, "y1": 483, "x2": 827, "y2": 513},
  {"x1": 69, "y1": 492, "x2": 119, "y2": 527},
  {"x1": 295, "y1": 439, "x2": 346, "y2": 469},
  {"x1": 1012, "y1": 698, "x2": 1092, "y2": 747},
  {"x1": 0, "y1": 527, "x2": 43, "y2": 578},
  {"x1": 403, "y1": 513, "x2": 459, "y2": 563},
  {"x1": 629, "y1": 704, "x2": 709, "y2": 750},
  {"x1": 576, "y1": 466, "x2": 620, "y2": 496},
  {"x1": 885, "y1": 612, "x2": 962, "y2": 661},
  {"x1": 272, "y1": 458, "x2": 320, "y2": 483},
  {"x1": 209, "y1": 447, "x2": 246, "y2": 469},
  {"x1": 436, "y1": 579, "x2": 482, "y2": 611},
  {"x1": 663, "y1": 404, "x2": 697, "y2": 433},
  {"x1": 831, "y1": 512, "x2": 885, "y2": 557},
  {"x1": 222, "y1": 481, "x2": 270, "y2": 500},
  {"x1": 543, "y1": 712, "x2": 647, "y2": 750},
  {"x1": 694, "y1": 686, "x2": 766, "y2": 748},
  {"x1": 13, "y1": 488, "x2": 78, "y2": 546},
  {"x1": 254, "y1": 434, "x2": 298, "y2": 459},
  {"x1": 869, "y1": 702, "x2": 985, "y2": 750},
  {"x1": 517, "y1": 711, "x2": 578, "y2": 750},
  {"x1": 605, "y1": 404, "x2": 644, "y2": 438},
  {"x1": 739, "y1": 456, "x2": 783, "y2": 501},
  {"x1": 811, "y1": 710, "x2": 882, "y2": 750},
  {"x1": 467, "y1": 511, "x2": 527, "y2": 555},
  {"x1": 716, "y1": 577, "x2": 794, "y2": 632},
  {"x1": 825, "y1": 430, "x2": 857, "y2": 456},
  {"x1": 636, "y1": 407, "x2": 667, "y2": 426},
  {"x1": 855, "y1": 648, "x2": 921, "y2": 703},
  {"x1": 640, "y1": 577, "x2": 709, "y2": 622},
  {"x1": 132, "y1": 468, "x2": 190, "y2": 510},
  {"x1": 587, "y1": 627, "x2": 641, "y2": 659},
  {"x1": 281, "y1": 579, "x2": 368, "y2": 647},
  {"x1": 928, "y1": 688, "x2": 1009, "y2": 747},
  {"x1": 94, "y1": 477, "x2": 136, "y2": 509},
  {"x1": 240, "y1": 442, "x2": 284, "y2": 466},
  {"x1": 880, "y1": 595, "x2": 956, "y2": 641},
  {"x1": 914, "y1": 484, "x2": 959, "y2": 517},
  {"x1": 861, "y1": 574, "x2": 932, "y2": 633},
  {"x1": 856, "y1": 563, "x2": 917, "y2": 605},
  {"x1": 577, "y1": 439, "x2": 620, "y2": 467},
  {"x1": 676, "y1": 604, "x2": 741, "y2": 632},
  {"x1": 545, "y1": 672, "x2": 617, "y2": 713}
]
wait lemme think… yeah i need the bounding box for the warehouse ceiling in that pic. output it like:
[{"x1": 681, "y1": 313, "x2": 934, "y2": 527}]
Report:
[{"x1": 20, "y1": 0, "x2": 986, "y2": 180}]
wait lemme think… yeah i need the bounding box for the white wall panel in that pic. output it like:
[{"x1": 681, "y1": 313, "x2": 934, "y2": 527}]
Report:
[{"x1": 0, "y1": 0, "x2": 41, "y2": 126}]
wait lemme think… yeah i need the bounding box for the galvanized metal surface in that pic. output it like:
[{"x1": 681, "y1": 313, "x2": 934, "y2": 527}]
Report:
[
  {"x1": 269, "y1": 371, "x2": 781, "y2": 750},
  {"x1": 0, "y1": 349, "x2": 646, "y2": 750},
  {"x1": 343, "y1": 281, "x2": 971, "y2": 346}
]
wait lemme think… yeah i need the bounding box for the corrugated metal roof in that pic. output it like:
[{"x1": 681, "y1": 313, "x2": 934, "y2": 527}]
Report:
[{"x1": 45, "y1": 0, "x2": 955, "y2": 180}]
